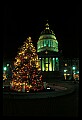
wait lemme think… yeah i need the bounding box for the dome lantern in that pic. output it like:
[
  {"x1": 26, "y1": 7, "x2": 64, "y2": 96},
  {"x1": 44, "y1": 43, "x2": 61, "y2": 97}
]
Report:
[{"x1": 45, "y1": 23, "x2": 49, "y2": 29}]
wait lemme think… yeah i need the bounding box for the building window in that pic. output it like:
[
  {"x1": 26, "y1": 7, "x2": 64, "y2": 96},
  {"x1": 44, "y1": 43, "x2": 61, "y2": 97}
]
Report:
[
  {"x1": 45, "y1": 64, "x2": 48, "y2": 71},
  {"x1": 44, "y1": 58, "x2": 48, "y2": 71},
  {"x1": 48, "y1": 40, "x2": 50, "y2": 47},
  {"x1": 51, "y1": 41, "x2": 53, "y2": 47},
  {"x1": 44, "y1": 40, "x2": 46, "y2": 47}
]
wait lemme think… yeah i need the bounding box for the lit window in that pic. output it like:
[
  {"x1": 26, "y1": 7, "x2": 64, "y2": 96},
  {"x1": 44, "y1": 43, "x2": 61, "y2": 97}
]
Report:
[
  {"x1": 65, "y1": 64, "x2": 67, "y2": 66},
  {"x1": 48, "y1": 40, "x2": 50, "y2": 47},
  {"x1": 51, "y1": 41, "x2": 53, "y2": 47},
  {"x1": 7, "y1": 64, "x2": 9, "y2": 66},
  {"x1": 56, "y1": 58, "x2": 58, "y2": 61},
  {"x1": 44, "y1": 40, "x2": 46, "y2": 47}
]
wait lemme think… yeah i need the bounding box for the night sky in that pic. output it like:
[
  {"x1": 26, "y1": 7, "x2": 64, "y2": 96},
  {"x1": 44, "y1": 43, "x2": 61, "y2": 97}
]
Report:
[{"x1": 3, "y1": 2, "x2": 80, "y2": 61}]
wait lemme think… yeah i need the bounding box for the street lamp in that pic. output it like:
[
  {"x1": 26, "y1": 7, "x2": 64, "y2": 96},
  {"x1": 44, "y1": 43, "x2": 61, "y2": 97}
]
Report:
[
  {"x1": 3, "y1": 67, "x2": 7, "y2": 81},
  {"x1": 77, "y1": 71, "x2": 79, "y2": 74},
  {"x1": 3, "y1": 67, "x2": 7, "y2": 71},
  {"x1": 72, "y1": 66, "x2": 75, "y2": 70}
]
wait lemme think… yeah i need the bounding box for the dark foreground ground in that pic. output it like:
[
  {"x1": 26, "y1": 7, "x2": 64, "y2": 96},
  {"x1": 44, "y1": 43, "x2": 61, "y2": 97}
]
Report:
[{"x1": 3, "y1": 83, "x2": 79, "y2": 118}]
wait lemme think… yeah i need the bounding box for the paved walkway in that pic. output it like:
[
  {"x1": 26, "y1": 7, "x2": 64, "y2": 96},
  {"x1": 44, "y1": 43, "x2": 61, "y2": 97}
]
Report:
[
  {"x1": 3, "y1": 81, "x2": 76, "y2": 99},
  {"x1": 47, "y1": 81, "x2": 76, "y2": 90}
]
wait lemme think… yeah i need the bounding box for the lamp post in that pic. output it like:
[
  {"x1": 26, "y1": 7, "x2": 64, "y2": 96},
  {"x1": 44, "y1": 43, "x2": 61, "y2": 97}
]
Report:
[
  {"x1": 64, "y1": 69, "x2": 67, "y2": 80},
  {"x1": 3, "y1": 67, "x2": 7, "y2": 81},
  {"x1": 72, "y1": 66, "x2": 76, "y2": 80}
]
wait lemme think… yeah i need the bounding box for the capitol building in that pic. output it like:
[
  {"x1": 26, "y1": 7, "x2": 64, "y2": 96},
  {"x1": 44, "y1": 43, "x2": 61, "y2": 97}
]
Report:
[
  {"x1": 37, "y1": 22, "x2": 63, "y2": 81},
  {"x1": 37, "y1": 22, "x2": 79, "y2": 81}
]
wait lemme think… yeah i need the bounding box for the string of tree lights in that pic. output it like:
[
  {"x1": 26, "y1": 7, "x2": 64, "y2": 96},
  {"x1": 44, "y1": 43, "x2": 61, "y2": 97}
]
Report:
[{"x1": 10, "y1": 37, "x2": 44, "y2": 92}]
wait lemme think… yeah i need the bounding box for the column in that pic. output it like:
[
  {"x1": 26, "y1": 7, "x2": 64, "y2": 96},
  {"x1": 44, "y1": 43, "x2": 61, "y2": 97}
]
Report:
[
  {"x1": 55, "y1": 57, "x2": 56, "y2": 71},
  {"x1": 52, "y1": 58, "x2": 53, "y2": 71},
  {"x1": 42, "y1": 58, "x2": 44, "y2": 71},
  {"x1": 49, "y1": 58, "x2": 52, "y2": 71},
  {"x1": 41, "y1": 58, "x2": 42, "y2": 71},
  {"x1": 53, "y1": 58, "x2": 55, "y2": 71},
  {"x1": 48, "y1": 57, "x2": 49, "y2": 71}
]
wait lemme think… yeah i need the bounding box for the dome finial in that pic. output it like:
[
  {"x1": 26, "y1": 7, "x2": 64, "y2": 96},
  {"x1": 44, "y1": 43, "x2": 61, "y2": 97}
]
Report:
[{"x1": 45, "y1": 20, "x2": 49, "y2": 29}]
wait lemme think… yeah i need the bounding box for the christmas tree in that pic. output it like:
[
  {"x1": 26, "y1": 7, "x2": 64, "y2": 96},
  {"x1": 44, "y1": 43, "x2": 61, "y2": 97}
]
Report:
[{"x1": 11, "y1": 37, "x2": 44, "y2": 92}]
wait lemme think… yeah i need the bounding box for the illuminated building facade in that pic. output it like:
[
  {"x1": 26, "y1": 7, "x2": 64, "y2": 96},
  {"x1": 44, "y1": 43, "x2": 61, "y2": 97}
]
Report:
[
  {"x1": 37, "y1": 23, "x2": 63, "y2": 81},
  {"x1": 63, "y1": 58, "x2": 79, "y2": 80}
]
